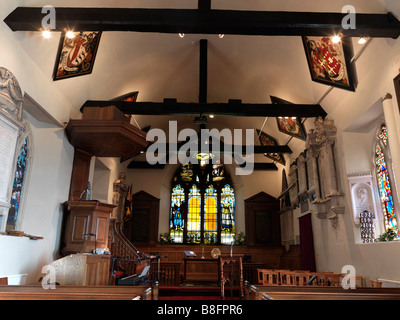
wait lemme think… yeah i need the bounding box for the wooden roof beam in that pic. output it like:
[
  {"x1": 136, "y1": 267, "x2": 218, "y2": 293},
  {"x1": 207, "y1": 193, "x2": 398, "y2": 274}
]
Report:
[
  {"x1": 81, "y1": 100, "x2": 327, "y2": 118},
  {"x1": 4, "y1": 7, "x2": 400, "y2": 39}
]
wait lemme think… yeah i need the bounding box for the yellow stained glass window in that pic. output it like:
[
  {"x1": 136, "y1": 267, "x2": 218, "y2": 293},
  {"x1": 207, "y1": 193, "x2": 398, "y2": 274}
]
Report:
[
  {"x1": 204, "y1": 185, "x2": 218, "y2": 244},
  {"x1": 187, "y1": 185, "x2": 201, "y2": 243}
]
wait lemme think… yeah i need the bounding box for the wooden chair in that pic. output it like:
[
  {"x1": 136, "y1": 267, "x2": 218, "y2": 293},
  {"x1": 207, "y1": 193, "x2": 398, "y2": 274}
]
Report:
[
  {"x1": 370, "y1": 280, "x2": 382, "y2": 288},
  {"x1": 326, "y1": 273, "x2": 342, "y2": 287},
  {"x1": 280, "y1": 271, "x2": 295, "y2": 286},
  {"x1": 355, "y1": 276, "x2": 364, "y2": 287},
  {"x1": 305, "y1": 272, "x2": 320, "y2": 286},
  {"x1": 0, "y1": 277, "x2": 8, "y2": 285},
  {"x1": 262, "y1": 270, "x2": 280, "y2": 286},
  {"x1": 291, "y1": 272, "x2": 309, "y2": 286},
  {"x1": 338, "y1": 274, "x2": 364, "y2": 288},
  {"x1": 257, "y1": 269, "x2": 273, "y2": 284},
  {"x1": 317, "y1": 272, "x2": 337, "y2": 286}
]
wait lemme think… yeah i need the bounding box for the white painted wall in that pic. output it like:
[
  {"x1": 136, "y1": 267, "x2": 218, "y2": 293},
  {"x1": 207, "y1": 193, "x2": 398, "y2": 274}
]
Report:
[
  {"x1": 307, "y1": 35, "x2": 400, "y2": 284},
  {"x1": 2, "y1": 0, "x2": 400, "y2": 287},
  {"x1": 0, "y1": 113, "x2": 74, "y2": 283},
  {"x1": 0, "y1": 1, "x2": 77, "y2": 283}
]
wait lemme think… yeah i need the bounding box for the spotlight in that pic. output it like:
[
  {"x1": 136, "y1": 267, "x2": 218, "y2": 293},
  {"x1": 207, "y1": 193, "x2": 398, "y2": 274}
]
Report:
[
  {"x1": 358, "y1": 37, "x2": 367, "y2": 45},
  {"x1": 218, "y1": 34, "x2": 224, "y2": 39},
  {"x1": 332, "y1": 35, "x2": 341, "y2": 44},
  {"x1": 179, "y1": 33, "x2": 185, "y2": 38},
  {"x1": 42, "y1": 30, "x2": 51, "y2": 39},
  {"x1": 209, "y1": 115, "x2": 215, "y2": 119},
  {"x1": 66, "y1": 31, "x2": 75, "y2": 39}
]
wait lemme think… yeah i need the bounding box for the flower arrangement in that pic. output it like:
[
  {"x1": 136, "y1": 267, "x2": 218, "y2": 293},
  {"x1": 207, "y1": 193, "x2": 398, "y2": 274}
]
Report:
[
  {"x1": 233, "y1": 232, "x2": 246, "y2": 245},
  {"x1": 377, "y1": 227, "x2": 398, "y2": 242},
  {"x1": 159, "y1": 233, "x2": 174, "y2": 244}
]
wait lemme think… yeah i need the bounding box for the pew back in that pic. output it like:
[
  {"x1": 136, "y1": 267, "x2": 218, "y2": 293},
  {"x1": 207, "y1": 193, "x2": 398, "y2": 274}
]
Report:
[
  {"x1": 0, "y1": 285, "x2": 157, "y2": 300},
  {"x1": 246, "y1": 284, "x2": 400, "y2": 300}
]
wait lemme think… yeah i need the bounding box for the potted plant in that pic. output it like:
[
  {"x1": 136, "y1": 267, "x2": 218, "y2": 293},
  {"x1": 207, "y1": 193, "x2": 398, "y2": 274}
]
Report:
[
  {"x1": 234, "y1": 232, "x2": 246, "y2": 245},
  {"x1": 159, "y1": 233, "x2": 174, "y2": 244},
  {"x1": 377, "y1": 227, "x2": 398, "y2": 242}
]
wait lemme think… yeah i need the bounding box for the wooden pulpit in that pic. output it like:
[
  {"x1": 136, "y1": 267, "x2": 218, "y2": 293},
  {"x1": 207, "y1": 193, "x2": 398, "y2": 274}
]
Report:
[
  {"x1": 219, "y1": 254, "x2": 244, "y2": 300},
  {"x1": 61, "y1": 200, "x2": 115, "y2": 256}
]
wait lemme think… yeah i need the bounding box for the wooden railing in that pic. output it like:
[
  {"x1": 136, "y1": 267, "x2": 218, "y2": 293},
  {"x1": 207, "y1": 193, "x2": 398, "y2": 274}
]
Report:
[
  {"x1": 109, "y1": 220, "x2": 181, "y2": 286},
  {"x1": 243, "y1": 263, "x2": 268, "y2": 284},
  {"x1": 108, "y1": 220, "x2": 141, "y2": 276},
  {"x1": 152, "y1": 262, "x2": 181, "y2": 286}
]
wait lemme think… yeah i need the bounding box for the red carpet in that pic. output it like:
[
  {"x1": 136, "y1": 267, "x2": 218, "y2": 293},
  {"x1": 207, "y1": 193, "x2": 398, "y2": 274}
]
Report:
[{"x1": 158, "y1": 285, "x2": 241, "y2": 300}]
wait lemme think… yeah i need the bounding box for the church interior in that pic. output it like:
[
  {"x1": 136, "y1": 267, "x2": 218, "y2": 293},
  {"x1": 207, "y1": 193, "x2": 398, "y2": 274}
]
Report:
[{"x1": 2, "y1": 0, "x2": 400, "y2": 301}]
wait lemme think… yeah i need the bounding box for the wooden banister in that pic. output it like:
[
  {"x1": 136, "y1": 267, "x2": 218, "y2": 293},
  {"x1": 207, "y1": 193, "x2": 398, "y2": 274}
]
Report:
[{"x1": 108, "y1": 220, "x2": 142, "y2": 275}]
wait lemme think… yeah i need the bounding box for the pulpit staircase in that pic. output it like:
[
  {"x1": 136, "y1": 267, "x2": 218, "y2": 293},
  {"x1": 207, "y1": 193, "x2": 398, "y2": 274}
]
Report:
[
  {"x1": 108, "y1": 219, "x2": 140, "y2": 277},
  {"x1": 108, "y1": 220, "x2": 180, "y2": 286}
]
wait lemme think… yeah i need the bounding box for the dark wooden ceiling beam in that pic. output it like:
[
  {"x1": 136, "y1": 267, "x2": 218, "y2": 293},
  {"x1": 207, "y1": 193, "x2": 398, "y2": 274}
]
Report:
[
  {"x1": 5, "y1": 7, "x2": 400, "y2": 38},
  {"x1": 199, "y1": 39, "x2": 208, "y2": 104},
  {"x1": 127, "y1": 161, "x2": 165, "y2": 169},
  {"x1": 239, "y1": 163, "x2": 279, "y2": 171},
  {"x1": 127, "y1": 160, "x2": 278, "y2": 170},
  {"x1": 158, "y1": 144, "x2": 292, "y2": 154},
  {"x1": 81, "y1": 100, "x2": 327, "y2": 118}
]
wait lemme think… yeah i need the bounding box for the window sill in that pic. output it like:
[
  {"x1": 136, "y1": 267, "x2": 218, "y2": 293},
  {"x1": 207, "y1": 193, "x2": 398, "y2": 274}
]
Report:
[{"x1": 0, "y1": 231, "x2": 43, "y2": 240}]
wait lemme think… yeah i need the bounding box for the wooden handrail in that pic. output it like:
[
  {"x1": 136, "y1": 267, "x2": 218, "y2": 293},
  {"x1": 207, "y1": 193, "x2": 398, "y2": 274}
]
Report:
[{"x1": 108, "y1": 220, "x2": 142, "y2": 275}]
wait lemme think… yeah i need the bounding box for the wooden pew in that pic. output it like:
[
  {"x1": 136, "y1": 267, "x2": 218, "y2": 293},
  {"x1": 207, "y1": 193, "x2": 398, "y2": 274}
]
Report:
[
  {"x1": 370, "y1": 280, "x2": 383, "y2": 287},
  {"x1": 245, "y1": 283, "x2": 400, "y2": 300},
  {"x1": 0, "y1": 284, "x2": 158, "y2": 300},
  {"x1": 256, "y1": 269, "x2": 364, "y2": 288}
]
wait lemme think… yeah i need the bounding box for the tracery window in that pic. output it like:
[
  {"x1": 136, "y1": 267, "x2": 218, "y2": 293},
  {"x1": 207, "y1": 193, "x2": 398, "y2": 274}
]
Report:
[
  {"x1": 169, "y1": 163, "x2": 235, "y2": 245},
  {"x1": 375, "y1": 126, "x2": 398, "y2": 234},
  {"x1": 6, "y1": 138, "x2": 29, "y2": 231}
]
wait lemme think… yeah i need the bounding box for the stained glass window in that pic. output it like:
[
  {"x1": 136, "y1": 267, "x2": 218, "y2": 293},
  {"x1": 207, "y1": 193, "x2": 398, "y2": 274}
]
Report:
[
  {"x1": 375, "y1": 126, "x2": 398, "y2": 234},
  {"x1": 204, "y1": 185, "x2": 218, "y2": 244},
  {"x1": 378, "y1": 126, "x2": 388, "y2": 146},
  {"x1": 187, "y1": 185, "x2": 201, "y2": 244},
  {"x1": 221, "y1": 184, "x2": 235, "y2": 244},
  {"x1": 7, "y1": 138, "x2": 29, "y2": 231},
  {"x1": 170, "y1": 184, "x2": 185, "y2": 243},
  {"x1": 168, "y1": 163, "x2": 236, "y2": 244}
]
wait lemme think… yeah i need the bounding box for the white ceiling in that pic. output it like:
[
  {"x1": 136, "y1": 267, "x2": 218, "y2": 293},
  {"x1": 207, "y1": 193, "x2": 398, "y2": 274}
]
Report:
[{"x1": 9, "y1": 0, "x2": 400, "y2": 163}]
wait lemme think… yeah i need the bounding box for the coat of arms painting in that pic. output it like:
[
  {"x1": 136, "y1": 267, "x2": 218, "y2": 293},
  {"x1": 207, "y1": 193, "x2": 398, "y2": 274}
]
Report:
[
  {"x1": 53, "y1": 31, "x2": 102, "y2": 81},
  {"x1": 302, "y1": 36, "x2": 357, "y2": 91}
]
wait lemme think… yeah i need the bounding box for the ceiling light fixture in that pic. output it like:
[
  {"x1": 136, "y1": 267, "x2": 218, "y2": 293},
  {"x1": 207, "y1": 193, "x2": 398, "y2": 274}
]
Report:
[
  {"x1": 332, "y1": 35, "x2": 341, "y2": 44},
  {"x1": 358, "y1": 37, "x2": 367, "y2": 45},
  {"x1": 42, "y1": 30, "x2": 51, "y2": 39},
  {"x1": 218, "y1": 34, "x2": 224, "y2": 38},
  {"x1": 66, "y1": 31, "x2": 75, "y2": 39},
  {"x1": 209, "y1": 115, "x2": 215, "y2": 119},
  {"x1": 179, "y1": 33, "x2": 185, "y2": 38}
]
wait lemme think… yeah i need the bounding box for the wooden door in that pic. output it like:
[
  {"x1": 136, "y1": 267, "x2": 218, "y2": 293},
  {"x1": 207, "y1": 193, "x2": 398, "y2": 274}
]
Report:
[
  {"x1": 299, "y1": 213, "x2": 316, "y2": 272},
  {"x1": 245, "y1": 192, "x2": 281, "y2": 246}
]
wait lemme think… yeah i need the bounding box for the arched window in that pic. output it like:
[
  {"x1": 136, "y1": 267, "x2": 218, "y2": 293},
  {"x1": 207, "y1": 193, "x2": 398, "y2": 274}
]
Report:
[
  {"x1": 375, "y1": 125, "x2": 398, "y2": 234},
  {"x1": 169, "y1": 163, "x2": 235, "y2": 245},
  {"x1": 6, "y1": 137, "x2": 29, "y2": 231}
]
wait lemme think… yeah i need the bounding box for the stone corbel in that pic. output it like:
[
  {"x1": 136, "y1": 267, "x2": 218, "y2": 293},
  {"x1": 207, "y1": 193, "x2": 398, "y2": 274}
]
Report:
[
  {"x1": 327, "y1": 212, "x2": 338, "y2": 228},
  {"x1": 313, "y1": 193, "x2": 345, "y2": 226}
]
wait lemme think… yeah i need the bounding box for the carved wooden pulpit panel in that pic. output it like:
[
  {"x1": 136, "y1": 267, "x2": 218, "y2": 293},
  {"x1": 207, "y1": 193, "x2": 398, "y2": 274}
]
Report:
[{"x1": 219, "y1": 254, "x2": 244, "y2": 300}]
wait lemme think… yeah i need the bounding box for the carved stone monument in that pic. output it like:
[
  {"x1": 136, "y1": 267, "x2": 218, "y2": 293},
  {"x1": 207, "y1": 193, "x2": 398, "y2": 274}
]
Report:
[
  {"x1": 305, "y1": 117, "x2": 345, "y2": 225},
  {"x1": 0, "y1": 67, "x2": 25, "y2": 232},
  {"x1": 112, "y1": 172, "x2": 128, "y2": 221},
  {"x1": 0, "y1": 67, "x2": 23, "y2": 121}
]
